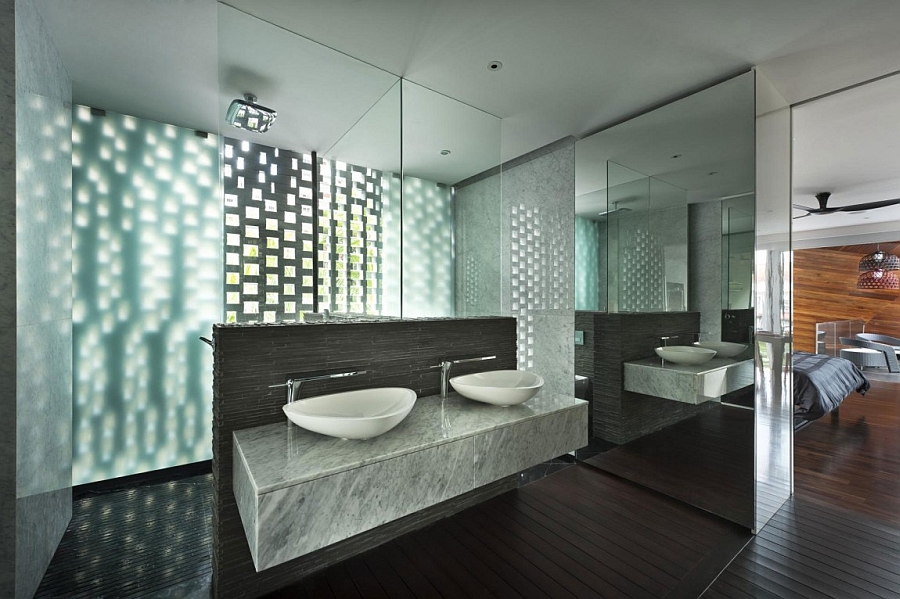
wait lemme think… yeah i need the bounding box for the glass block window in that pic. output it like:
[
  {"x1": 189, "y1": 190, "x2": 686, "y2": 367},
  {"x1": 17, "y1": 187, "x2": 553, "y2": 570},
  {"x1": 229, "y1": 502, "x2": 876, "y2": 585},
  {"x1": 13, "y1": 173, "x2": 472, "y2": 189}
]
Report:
[
  {"x1": 317, "y1": 159, "x2": 383, "y2": 315},
  {"x1": 222, "y1": 138, "x2": 316, "y2": 323}
]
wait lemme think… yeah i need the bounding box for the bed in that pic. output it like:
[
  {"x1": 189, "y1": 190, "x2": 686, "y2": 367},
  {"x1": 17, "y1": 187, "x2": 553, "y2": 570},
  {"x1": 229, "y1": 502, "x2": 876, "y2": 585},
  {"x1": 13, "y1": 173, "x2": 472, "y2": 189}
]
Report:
[{"x1": 793, "y1": 351, "x2": 870, "y2": 426}]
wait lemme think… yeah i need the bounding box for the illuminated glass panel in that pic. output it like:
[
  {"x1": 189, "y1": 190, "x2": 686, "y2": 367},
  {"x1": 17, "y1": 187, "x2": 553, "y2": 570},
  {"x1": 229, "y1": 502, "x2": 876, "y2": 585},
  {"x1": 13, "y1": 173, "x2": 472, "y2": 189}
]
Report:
[
  {"x1": 401, "y1": 176, "x2": 454, "y2": 317},
  {"x1": 72, "y1": 105, "x2": 221, "y2": 485}
]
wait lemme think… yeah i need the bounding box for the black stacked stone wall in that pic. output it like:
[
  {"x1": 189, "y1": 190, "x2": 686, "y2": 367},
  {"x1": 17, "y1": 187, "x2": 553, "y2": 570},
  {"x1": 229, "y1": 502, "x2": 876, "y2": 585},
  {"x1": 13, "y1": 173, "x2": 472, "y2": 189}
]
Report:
[
  {"x1": 577, "y1": 311, "x2": 710, "y2": 444},
  {"x1": 211, "y1": 317, "x2": 517, "y2": 598},
  {"x1": 574, "y1": 312, "x2": 595, "y2": 433}
]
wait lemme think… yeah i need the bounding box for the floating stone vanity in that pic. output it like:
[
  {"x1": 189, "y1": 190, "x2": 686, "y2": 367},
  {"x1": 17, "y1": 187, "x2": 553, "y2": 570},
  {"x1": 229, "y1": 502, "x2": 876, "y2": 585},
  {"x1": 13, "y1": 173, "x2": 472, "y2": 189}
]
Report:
[
  {"x1": 624, "y1": 357, "x2": 754, "y2": 404},
  {"x1": 233, "y1": 391, "x2": 587, "y2": 572}
]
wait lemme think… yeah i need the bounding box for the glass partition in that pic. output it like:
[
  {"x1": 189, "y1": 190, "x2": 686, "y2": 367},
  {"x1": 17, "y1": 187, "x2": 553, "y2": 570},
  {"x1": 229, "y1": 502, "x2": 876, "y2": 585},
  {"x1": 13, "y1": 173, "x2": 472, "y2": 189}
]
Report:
[
  {"x1": 400, "y1": 80, "x2": 501, "y2": 318},
  {"x1": 723, "y1": 195, "x2": 755, "y2": 310},
  {"x1": 574, "y1": 71, "x2": 757, "y2": 528}
]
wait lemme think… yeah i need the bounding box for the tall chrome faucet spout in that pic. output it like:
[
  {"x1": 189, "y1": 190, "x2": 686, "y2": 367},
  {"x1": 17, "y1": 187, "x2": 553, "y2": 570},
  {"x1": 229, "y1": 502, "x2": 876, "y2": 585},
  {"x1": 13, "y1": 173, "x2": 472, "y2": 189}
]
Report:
[
  {"x1": 269, "y1": 369, "x2": 370, "y2": 403},
  {"x1": 433, "y1": 356, "x2": 497, "y2": 399}
]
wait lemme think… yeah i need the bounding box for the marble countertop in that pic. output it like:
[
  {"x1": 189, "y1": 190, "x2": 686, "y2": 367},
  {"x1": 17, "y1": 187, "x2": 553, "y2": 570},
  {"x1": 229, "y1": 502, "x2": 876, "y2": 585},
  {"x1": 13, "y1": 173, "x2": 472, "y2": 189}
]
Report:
[
  {"x1": 234, "y1": 391, "x2": 586, "y2": 495},
  {"x1": 625, "y1": 356, "x2": 752, "y2": 375}
]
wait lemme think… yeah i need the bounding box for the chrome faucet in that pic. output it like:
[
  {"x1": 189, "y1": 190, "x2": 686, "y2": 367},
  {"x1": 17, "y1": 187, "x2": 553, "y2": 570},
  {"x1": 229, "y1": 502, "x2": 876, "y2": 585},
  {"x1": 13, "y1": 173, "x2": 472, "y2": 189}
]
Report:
[
  {"x1": 269, "y1": 369, "x2": 369, "y2": 403},
  {"x1": 431, "y1": 356, "x2": 496, "y2": 399}
]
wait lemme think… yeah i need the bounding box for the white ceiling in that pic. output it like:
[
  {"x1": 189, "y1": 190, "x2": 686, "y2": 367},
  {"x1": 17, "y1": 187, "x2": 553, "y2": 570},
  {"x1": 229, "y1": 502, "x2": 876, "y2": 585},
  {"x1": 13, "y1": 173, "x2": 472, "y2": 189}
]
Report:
[
  {"x1": 574, "y1": 71, "x2": 756, "y2": 220},
  {"x1": 32, "y1": 0, "x2": 900, "y2": 182},
  {"x1": 792, "y1": 72, "x2": 900, "y2": 241}
]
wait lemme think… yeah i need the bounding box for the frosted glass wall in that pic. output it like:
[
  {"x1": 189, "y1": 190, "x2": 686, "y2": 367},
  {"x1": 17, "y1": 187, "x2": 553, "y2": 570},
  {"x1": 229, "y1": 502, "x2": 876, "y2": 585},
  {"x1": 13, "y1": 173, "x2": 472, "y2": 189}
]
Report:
[
  {"x1": 575, "y1": 217, "x2": 604, "y2": 311},
  {"x1": 72, "y1": 106, "x2": 221, "y2": 485},
  {"x1": 402, "y1": 176, "x2": 455, "y2": 317}
]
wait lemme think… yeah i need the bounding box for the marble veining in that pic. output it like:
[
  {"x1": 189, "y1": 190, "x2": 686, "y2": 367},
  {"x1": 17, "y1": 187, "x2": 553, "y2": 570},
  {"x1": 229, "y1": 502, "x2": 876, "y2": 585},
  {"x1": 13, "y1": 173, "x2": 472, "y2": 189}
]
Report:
[
  {"x1": 689, "y1": 202, "x2": 723, "y2": 340},
  {"x1": 234, "y1": 391, "x2": 585, "y2": 494},
  {"x1": 232, "y1": 446, "x2": 258, "y2": 562},
  {"x1": 474, "y1": 407, "x2": 587, "y2": 487},
  {"x1": 233, "y1": 388, "x2": 587, "y2": 572},
  {"x1": 625, "y1": 357, "x2": 754, "y2": 404},
  {"x1": 11, "y1": 0, "x2": 73, "y2": 597},
  {"x1": 254, "y1": 439, "x2": 473, "y2": 571}
]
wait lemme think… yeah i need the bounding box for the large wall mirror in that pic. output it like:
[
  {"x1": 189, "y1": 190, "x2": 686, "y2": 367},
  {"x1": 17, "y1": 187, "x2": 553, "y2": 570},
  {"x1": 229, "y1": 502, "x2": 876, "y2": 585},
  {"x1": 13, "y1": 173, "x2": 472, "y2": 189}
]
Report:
[
  {"x1": 574, "y1": 71, "x2": 758, "y2": 527},
  {"x1": 36, "y1": 0, "x2": 502, "y2": 486}
]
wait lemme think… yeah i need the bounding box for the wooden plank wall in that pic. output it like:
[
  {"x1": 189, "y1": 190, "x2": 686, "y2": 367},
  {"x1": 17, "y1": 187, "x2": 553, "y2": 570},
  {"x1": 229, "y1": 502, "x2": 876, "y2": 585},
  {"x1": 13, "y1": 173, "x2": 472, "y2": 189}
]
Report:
[{"x1": 794, "y1": 241, "x2": 900, "y2": 352}]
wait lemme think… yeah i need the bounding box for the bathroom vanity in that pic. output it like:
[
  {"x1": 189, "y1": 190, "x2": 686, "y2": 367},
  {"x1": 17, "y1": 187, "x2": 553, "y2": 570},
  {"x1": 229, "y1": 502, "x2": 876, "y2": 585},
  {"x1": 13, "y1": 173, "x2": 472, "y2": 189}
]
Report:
[
  {"x1": 233, "y1": 391, "x2": 587, "y2": 571},
  {"x1": 623, "y1": 357, "x2": 754, "y2": 404}
]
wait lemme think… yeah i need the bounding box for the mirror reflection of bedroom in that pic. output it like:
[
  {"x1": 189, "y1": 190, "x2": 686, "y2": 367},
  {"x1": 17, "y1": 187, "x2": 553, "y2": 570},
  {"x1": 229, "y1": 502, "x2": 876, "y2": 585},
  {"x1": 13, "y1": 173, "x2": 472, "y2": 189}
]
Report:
[{"x1": 791, "y1": 72, "x2": 900, "y2": 523}]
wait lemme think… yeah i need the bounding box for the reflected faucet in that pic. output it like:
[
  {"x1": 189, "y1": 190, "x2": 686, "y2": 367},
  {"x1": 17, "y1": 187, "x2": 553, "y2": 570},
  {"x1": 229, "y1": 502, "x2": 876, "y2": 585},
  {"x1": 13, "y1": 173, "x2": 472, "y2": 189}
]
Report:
[
  {"x1": 269, "y1": 369, "x2": 370, "y2": 403},
  {"x1": 431, "y1": 356, "x2": 496, "y2": 399}
]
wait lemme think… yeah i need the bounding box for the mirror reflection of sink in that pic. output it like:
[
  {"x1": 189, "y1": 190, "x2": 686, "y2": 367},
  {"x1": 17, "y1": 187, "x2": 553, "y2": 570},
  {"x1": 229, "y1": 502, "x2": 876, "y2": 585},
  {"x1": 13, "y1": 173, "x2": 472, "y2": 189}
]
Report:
[
  {"x1": 450, "y1": 370, "x2": 544, "y2": 406},
  {"x1": 654, "y1": 346, "x2": 717, "y2": 365},
  {"x1": 693, "y1": 341, "x2": 748, "y2": 358},
  {"x1": 282, "y1": 387, "x2": 416, "y2": 440}
]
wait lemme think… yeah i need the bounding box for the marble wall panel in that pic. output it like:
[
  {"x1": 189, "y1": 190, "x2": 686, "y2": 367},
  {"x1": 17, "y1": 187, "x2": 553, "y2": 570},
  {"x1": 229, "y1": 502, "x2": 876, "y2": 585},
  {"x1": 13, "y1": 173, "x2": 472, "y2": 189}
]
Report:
[
  {"x1": 474, "y1": 405, "x2": 587, "y2": 487},
  {"x1": 15, "y1": 487, "x2": 70, "y2": 598},
  {"x1": 456, "y1": 140, "x2": 575, "y2": 396},
  {"x1": 501, "y1": 142, "x2": 575, "y2": 393},
  {"x1": 16, "y1": 319, "x2": 71, "y2": 496},
  {"x1": 11, "y1": 0, "x2": 72, "y2": 596},
  {"x1": 689, "y1": 202, "x2": 723, "y2": 340},
  {"x1": 232, "y1": 448, "x2": 258, "y2": 565},
  {"x1": 532, "y1": 312, "x2": 574, "y2": 396},
  {"x1": 255, "y1": 439, "x2": 473, "y2": 571}
]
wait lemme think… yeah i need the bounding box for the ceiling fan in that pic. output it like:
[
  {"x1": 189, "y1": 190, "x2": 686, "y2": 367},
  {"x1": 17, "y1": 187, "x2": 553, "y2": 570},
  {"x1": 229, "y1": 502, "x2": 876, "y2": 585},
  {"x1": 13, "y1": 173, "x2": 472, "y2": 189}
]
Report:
[{"x1": 793, "y1": 192, "x2": 900, "y2": 219}]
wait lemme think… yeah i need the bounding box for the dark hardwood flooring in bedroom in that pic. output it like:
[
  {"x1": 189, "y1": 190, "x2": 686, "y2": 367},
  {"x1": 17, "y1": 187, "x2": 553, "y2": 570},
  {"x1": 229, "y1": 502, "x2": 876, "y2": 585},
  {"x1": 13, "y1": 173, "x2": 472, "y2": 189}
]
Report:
[
  {"x1": 794, "y1": 375, "x2": 900, "y2": 523},
  {"x1": 704, "y1": 375, "x2": 900, "y2": 598}
]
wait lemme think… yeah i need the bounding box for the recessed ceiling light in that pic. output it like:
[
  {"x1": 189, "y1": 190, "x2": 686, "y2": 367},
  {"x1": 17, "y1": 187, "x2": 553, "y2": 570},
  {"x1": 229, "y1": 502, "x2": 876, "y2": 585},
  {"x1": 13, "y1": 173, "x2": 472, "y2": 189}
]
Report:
[
  {"x1": 671, "y1": 154, "x2": 682, "y2": 159},
  {"x1": 440, "y1": 149, "x2": 451, "y2": 156},
  {"x1": 488, "y1": 61, "x2": 503, "y2": 71}
]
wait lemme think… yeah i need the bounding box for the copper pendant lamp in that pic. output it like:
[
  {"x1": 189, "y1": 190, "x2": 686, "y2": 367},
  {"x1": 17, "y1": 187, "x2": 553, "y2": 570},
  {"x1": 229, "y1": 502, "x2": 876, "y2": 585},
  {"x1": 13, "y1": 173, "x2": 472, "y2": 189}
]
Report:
[{"x1": 857, "y1": 247, "x2": 900, "y2": 290}]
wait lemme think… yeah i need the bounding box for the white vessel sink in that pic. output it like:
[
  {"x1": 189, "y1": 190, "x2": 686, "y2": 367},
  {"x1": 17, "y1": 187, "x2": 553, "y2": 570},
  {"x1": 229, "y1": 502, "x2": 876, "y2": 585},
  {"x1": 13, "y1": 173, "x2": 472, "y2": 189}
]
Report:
[
  {"x1": 694, "y1": 341, "x2": 748, "y2": 358},
  {"x1": 450, "y1": 370, "x2": 544, "y2": 406},
  {"x1": 655, "y1": 345, "x2": 717, "y2": 366},
  {"x1": 282, "y1": 387, "x2": 416, "y2": 440}
]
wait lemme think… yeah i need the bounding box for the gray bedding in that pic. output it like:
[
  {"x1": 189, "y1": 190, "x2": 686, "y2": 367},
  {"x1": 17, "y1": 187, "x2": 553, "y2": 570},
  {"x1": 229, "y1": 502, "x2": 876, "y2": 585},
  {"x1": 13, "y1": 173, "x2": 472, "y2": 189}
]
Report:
[{"x1": 793, "y1": 351, "x2": 870, "y2": 424}]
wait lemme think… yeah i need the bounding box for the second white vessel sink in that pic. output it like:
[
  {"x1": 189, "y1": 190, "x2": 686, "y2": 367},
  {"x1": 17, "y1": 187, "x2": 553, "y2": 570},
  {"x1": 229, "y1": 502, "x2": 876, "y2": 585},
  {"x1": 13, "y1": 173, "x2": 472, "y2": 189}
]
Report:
[
  {"x1": 450, "y1": 370, "x2": 544, "y2": 406},
  {"x1": 655, "y1": 345, "x2": 717, "y2": 365},
  {"x1": 283, "y1": 387, "x2": 416, "y2": 440},
  {"x1": 694, "y1": 341, "x2": 748, "y2": 358}
]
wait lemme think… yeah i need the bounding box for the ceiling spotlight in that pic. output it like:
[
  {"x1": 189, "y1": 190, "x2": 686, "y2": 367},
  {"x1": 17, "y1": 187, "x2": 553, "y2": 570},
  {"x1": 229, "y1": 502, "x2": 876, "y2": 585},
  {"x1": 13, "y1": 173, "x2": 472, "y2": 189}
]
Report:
[
  {"x1": 440, "y1": 149, "x2": 451, "y2": 156},
  {"x1": 226, "y1": 93, "x2": 276, "y2": 133},
  {"x1": 488, "y1": 61, "x2": 503, "y2": 71}
]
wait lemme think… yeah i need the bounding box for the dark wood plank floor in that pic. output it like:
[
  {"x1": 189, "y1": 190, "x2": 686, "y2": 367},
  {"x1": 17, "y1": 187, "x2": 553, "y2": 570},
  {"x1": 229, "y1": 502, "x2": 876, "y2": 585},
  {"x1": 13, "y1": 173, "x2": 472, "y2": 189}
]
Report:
[
  {"x1": 704, "y1": 496, "x2": 900, "y2": 599},
  {"x1": 793, "y1": 374, "x2": 900, "y2": 523},
  {"x1": 585, "y1": 404, "x2": 755, "y2": 528},
  {"x1": 704, "y1": 375, "x2": 900, "y2": 598},
  {"x1": 268, "y1": 464, "x2": 751, "y2": 599}
]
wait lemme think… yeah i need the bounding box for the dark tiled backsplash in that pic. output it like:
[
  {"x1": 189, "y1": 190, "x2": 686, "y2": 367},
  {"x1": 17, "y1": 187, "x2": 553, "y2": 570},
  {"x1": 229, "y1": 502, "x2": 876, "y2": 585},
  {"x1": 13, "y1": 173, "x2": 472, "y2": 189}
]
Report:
[{"x1": 211, "y1": 317, "x2": 517, "y2": 598}]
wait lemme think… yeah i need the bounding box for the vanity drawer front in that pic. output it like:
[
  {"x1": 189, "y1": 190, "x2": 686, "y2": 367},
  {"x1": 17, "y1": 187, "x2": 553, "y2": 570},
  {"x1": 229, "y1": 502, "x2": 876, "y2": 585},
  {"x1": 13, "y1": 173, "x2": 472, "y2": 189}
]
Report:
[
  {"x1": 473, "y1": 404, "x2": 587, "y2": 487},
  {"x1": 253, "y1": 437, "x2": 473, "y2": 571}
]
